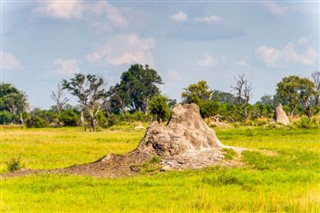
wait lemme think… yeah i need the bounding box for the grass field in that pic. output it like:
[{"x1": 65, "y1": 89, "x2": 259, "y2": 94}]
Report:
[{"x1": 1, "y1": 125, "x2": 320, "y2": 212}]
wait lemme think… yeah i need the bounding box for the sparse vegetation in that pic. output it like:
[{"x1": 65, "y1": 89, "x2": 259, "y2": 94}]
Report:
[{"x1": 221, "y1": 148, "x2": 237, "y2": 160}]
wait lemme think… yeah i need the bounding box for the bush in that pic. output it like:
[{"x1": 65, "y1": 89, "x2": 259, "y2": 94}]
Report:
[
  {"x1": 60, "y1": 110, "x2": 79, "y2": 126},
  {"x1": 0, "y1": 111, "x2": 12, "y2": 124},
  {"x1": 6, "y1": 157, "x2": 24, "y2": 172},
  {"x1": 25, "y1": 116, "x2": 48, "y2": 128},
  {"x1": 296, "y1": 115, "x2": 320, "y2": 129}
]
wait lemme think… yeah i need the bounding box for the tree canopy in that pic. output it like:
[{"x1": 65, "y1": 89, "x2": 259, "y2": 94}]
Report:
[
  {"x1": 109, "y1": 64, "x2": 163, "y2": 114},
  {"x1": 276, "y1": 75, "x2": 316, "y2": 116},
  {"x1": 181, "y1": 80, "x2": 213, "y2": 105},
  {"x1": 62, "y1": 73, "x2": 107, "y2": 131},
  {"x1": 0, "y1": 83, "x2": 28, "y2": 124}
]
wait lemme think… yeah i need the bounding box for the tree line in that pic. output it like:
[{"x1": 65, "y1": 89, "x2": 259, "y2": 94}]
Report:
[{"x1": 1, "y1": 64, "x2": 319, "y2": 130}]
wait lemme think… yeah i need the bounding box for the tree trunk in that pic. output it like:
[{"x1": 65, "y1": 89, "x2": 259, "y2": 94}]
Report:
[{"x1": 80, "y1": 111, "x2": 86, "y2": 131}]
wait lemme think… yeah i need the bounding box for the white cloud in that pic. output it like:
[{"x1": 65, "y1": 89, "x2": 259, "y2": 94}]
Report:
[
  {"x1": 237, "y1": 60, "x2": 249, "y2": 66},
  {"x1": 54, "y1": 58, "x2": 81, "y2": 76},
  {"x1": 255, "y1": 46, "x2": 282, "y2": 67},
  {"x1": 255, "y1": 42, "x2": 318, "y2": 67},
  {"x1": 169, "y1": 11, "x2": 188, "y2": 22},
  {"x1": 261, "y1": 1, "x2": 286, "y2": 15},
  {"x1": 198, "y1": 54, "x2": 217, "y2": 67},
  {"x1": 32, "y1": 1, "x2": 127, "y2": 27},
  {"x1": 297, "y1": 37, "x2": 310, "y2": 45},
  {"x1": 193, "y1": 16, "x2": 223, "y2": 24},
  {"x1": 85, "y1": 1, "x2": 127, "y2": 26},
  {"x1": 32, "y1": 0, "x2": 83, "y2": 19},
  {"x1": 87, "y1": 33, "x2": 155, "y2": 67},
  {"x1": 1, "y1": 51, "x2": 22, "y2": 69}
]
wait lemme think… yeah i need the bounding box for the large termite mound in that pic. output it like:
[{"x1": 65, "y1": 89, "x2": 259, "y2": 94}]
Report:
[{"x1": 136, "y1": 103, "x2": 223, "y2": 156}]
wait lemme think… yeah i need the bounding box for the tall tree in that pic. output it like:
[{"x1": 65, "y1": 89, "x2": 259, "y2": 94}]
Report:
[
  {"x1": 110, "y1": 64, "x2": 163, "y2": 114},
  {"x1": 276, "y1": 75, "x2": 316, "y2": 116},
  {"x1": 312, "y1": 71, "x2": 320, "y2": 106},
  {"x1": 0, "y1": 83, "x2": 28, "y2": 124},
  {"x1": 181, "y1": 80, "x2": 213, "y2": 105},
  {"x1": 62, "y1": 74, "x2": 107, "y2": 131}
]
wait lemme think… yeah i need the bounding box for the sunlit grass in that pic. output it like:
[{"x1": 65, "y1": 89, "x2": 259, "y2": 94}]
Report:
[
  {"x1": 1, "y1": 125, "x2": 320, "y2": 212},
  {"x1": 1, "y1": 127, "x2": 144, "y2": 172}
]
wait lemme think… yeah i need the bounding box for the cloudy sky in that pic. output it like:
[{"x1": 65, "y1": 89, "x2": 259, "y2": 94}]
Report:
[{"x1": 1, "y1": 1, "x2": 319, "y2": 109}]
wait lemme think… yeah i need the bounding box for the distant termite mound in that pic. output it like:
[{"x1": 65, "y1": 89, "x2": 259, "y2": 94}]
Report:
[{"x1": 274, "y1": 104, "x2": 290, "y2": 125}]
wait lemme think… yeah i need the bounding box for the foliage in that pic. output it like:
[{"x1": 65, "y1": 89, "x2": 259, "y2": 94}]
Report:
[
  {"x1": 148, "y1": 95, "x2": 170, "y2": 123},
  {"x1": 211, "y1": 90, "x2": 237, "y2": 104},
  {"x1": 62, "y1": 73, "x2": 107, "y2": 131},
  {"x1": 109, "y1": 64, "x2": 163, "y2": 114},
  {"x1": 276, "y1": 75, "x2": 317, "y2": 116},
  {"x1": 294, "y1": 115, "x2": 320, "y2": 129},
  {"x1": 6, "y1": 157, "x2": 24, "y2": 172},
  {"x1": 60, "y1": 109, "x2": 79, "y2": 126},
  {"x1": 0, "y1": 83, "x2": 28, "y2": 124},
  {"x1": 25, "y1": 108, "x2": 56, "y2": 128},
  {"x1": 199, "y1": 101, "x2": 220, "y2": 118},
  {"x1": 182, "y1": 80, "x2": 213, "y2": 105}
]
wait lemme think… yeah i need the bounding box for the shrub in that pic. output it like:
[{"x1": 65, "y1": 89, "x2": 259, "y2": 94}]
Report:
[
  {"x1": 60, "y1": 110, "x2": 79, "y2": 126},
  {"x1": 296, "y1": 115, "x2": 320, "y2": 129},
  {"x1": 6, "y1": 157, "x2": 24, "y2": 172},
  {"x1": 25, "y1": 115, "x2": 48, "y2": 128}
]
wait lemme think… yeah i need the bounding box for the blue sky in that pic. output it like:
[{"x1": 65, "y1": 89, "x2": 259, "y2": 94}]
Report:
[{"x1": 1, "y1": 0, "x2": 319, "y2": 109}]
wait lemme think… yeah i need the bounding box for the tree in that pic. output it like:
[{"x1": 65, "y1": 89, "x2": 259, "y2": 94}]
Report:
[
  {"x1": 260, "y1": 95, "x2": 273, "y2": 106},
  {"x1": 148, "y1": 95, "x2": 170, "y2": 123},
  {"x1": 298, "y1": 78, "x2": 317, "y2": 117},
  {"x1": 211, "y1": 90, "x2": 237, "y2": 104},
  {"x1": 110, "y1": 64, "x2": 163, "y2": 114},
  {"x1": 0, "y1": 83, "x2": 28, "y2": 124},
  {"x1": 276, "y1": 75, "x2": 316, "y2": 116},
  {"x1": 312, "y1": 71, "x2": 320, "y2": 106},
  {"x1": 62, "y1": 73, "x2": 107, "y2": 131},
  {"x1": 230, "y1": 74, "x2": 253, "y2": 121},
  {"x1": 51, "y1": 84, "x2": 69, "y2": 119},
  {"x1": 182, "y1": 80, "x2": 213, "y2": 105}
]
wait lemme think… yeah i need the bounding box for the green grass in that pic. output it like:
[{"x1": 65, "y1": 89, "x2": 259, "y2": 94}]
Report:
[
  {"x1": 0, "y1": 127, "x2": 144, "y2": 172},
  {"x1": 1, "y1": 125, "x2": 320, "y2": 212}
]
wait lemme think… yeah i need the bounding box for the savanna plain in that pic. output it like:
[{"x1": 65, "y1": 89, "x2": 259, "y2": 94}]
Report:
[{"x1": 1, "y1": 124, "x2": 320, "y2": 212}]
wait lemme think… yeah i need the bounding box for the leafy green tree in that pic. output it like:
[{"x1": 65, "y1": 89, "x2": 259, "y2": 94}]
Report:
[
  {"x1": 182, "y1": 80, "x2": 213, "y2": 105},
  {"x1": 62, "y1": 73, "x2": 107, "y2": 131},
  {"x1": 276, "y1": 75, "x2": 316, "y2": 116},
  {"x1": 199, "y1": 101, "x2": 220, "y2": 118},
  {"x1": 211, "y1": 90, "x2": 237, "y2": 104},
  {"x1": 0, "y1": 83, "x2": 28, "y2": 124},
  {"x1": 110, "y1": 64, "x2": 163, "y2": 114},
  {"x1": 148, "y1": 95, "x2": 170, "y2": 123}
]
